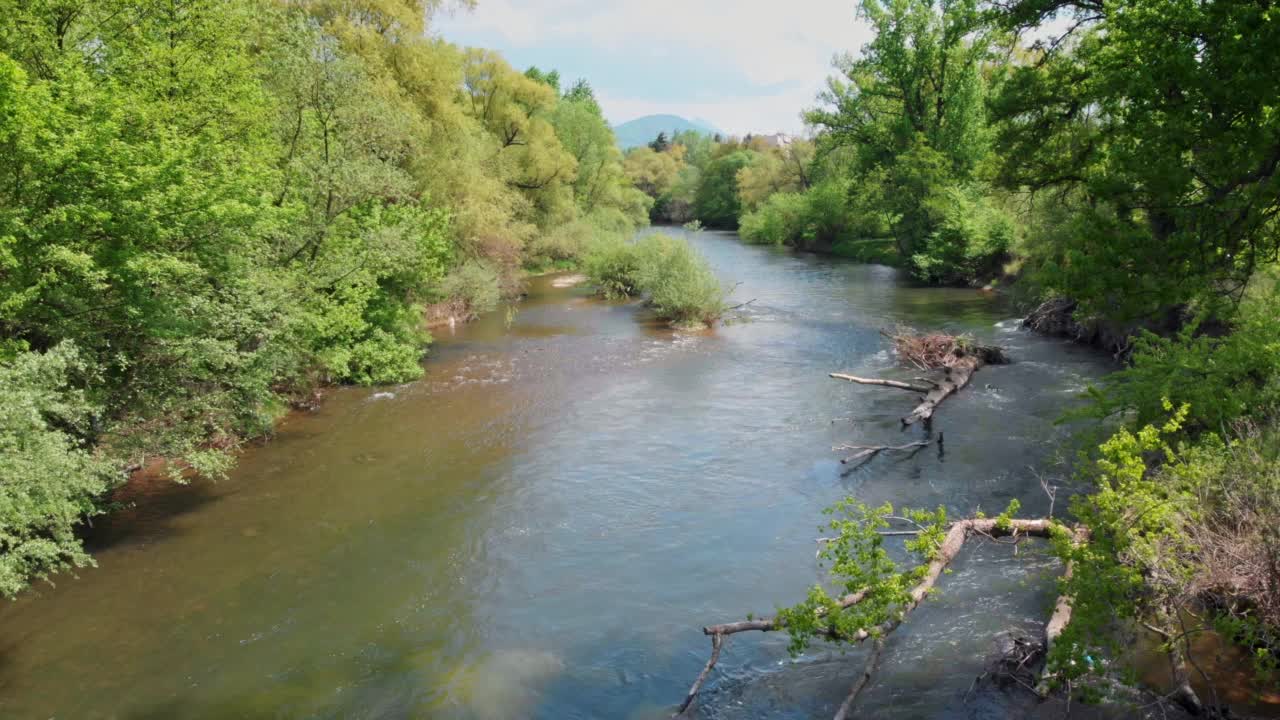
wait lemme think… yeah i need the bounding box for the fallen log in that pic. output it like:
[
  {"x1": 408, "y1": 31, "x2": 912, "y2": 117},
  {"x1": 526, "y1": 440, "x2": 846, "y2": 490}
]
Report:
[
  {"x1": 673, "y1": 518, "x2": 1076, "y2": 719},
  {"x1": 832, "y1": 331, "x2": 1008, "y2": 426},
  {"x1": 902, "y1": 356, "x2": 979, "y2": 426}
]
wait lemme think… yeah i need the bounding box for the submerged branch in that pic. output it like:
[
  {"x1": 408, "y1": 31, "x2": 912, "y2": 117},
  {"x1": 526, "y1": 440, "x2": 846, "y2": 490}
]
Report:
[{"x1": 676, "y1": 517, "x2": 1078, "y2": 718}]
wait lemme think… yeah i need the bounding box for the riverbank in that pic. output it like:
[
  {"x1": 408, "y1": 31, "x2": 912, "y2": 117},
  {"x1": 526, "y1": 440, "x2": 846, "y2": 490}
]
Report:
[{"x1": 0, "y1": 231, "x2": 1116, "y2": 719}]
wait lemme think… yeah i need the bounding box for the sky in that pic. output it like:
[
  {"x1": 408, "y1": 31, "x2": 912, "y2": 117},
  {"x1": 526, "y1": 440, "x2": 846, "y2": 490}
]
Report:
[{"x1": 432, "y1": 1, "x2": 875, "y2": 136}]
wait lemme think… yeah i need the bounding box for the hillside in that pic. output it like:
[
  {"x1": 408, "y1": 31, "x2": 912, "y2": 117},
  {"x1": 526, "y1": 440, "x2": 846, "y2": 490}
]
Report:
[{"x1": 612, "y1": 114, "x2": 719, "y2": 149}]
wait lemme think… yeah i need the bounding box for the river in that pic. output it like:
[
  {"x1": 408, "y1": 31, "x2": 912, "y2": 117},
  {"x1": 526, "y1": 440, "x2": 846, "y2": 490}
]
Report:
[{"x1": 0, "y1": 229, "x2": 1120, "y2": 719}]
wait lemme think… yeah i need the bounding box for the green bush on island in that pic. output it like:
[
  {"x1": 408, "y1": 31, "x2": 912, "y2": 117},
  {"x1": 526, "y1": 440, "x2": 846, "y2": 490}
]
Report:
[{"x1": 584, "y1": 235, "x2": 726, "y2": 327}]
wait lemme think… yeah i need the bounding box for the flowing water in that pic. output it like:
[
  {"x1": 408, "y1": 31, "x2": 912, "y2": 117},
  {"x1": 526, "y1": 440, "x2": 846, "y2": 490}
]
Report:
[{"x1": 0, "y1": 229, "x2": 1124, "y2": 719}]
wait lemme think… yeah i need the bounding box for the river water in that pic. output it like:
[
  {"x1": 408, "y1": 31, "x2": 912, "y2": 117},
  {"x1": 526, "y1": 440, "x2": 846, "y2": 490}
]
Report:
[{"x1": 0, "y1": 229, "x2": 1121, "y2": 719}]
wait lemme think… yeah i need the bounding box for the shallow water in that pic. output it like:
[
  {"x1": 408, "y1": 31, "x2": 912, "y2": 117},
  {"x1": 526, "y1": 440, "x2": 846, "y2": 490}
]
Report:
[{"x1": 0, "y1": 230, "x2": 1121, "y2": 719}]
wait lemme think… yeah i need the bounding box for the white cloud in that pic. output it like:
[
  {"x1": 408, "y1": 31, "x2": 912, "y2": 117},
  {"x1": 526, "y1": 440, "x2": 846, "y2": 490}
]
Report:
[{"x1": 435, "y1": 0, "x2": 873, "y2": 135}]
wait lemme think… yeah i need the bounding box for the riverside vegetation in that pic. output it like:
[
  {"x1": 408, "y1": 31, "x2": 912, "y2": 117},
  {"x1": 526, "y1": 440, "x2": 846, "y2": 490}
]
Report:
[
  {"x1": 0, "y1": 0, "x2": 730, "y2": 598},
  {"x1": 3, "y1": 0, "x2": 1280, "y2": 715},
  {"x1": 618, "y1": 0, "x2": 1280, "y2": 715}
]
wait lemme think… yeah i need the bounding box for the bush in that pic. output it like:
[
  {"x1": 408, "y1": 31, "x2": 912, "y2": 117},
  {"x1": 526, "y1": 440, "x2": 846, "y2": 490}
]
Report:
[
  {"x1": 1085, "y1": 280, "x2": 1280, "y2": 432},
  {"x1": 583, "y1": 234, "x2": 726, "y2": 326},
  {"x1": 0, "y1": 343, "x2": 118, "y2": 598},
  {"x1": 441, "y1": 261, "x2": 501, "y2": 319},
  {"x1": 525, "y1": 209, "x2": 645, "y2": 271},
  {"x1": 632, "y1": 235, "x2": 727, "y2": 327},
  {"x1": 526, "y1": 220, "x2": 594, "y2": 266},
  {"x1": 911, "y1": 185, "x2": 1015, "y2": 285},
  {"x1": 738, "y1": 179, "x2": 887, "y2": 255},
  {"x1": 740, "y1": 192, "x2": 807, "y2": 246},
  {"x1": 1055, "y1": 405, "x2": 1280, "y2": 684},
  {"x1": 583, "y1": 236, "x2": 644, "y2": 299}
]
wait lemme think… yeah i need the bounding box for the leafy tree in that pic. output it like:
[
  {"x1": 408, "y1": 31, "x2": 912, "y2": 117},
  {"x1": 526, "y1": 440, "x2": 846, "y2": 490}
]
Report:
[
  {"x1": 991, "y1": 0, "x2": 1280, "y2": 319},
  {"x1": 736, "y1": 139, "x2": 815, "y2": 210},
  {"x1": 649, "y1": 131, "x2": 670, "y2": 153},
  {"x1": 524, "y1": 65, "x2": 561, "y2": 93},
  {"x1": 807, "y1": 0, "x2": 992, "y2": 266},
  {"x1": 694, "y1": 150, "x2": 758, "y2": 228}
]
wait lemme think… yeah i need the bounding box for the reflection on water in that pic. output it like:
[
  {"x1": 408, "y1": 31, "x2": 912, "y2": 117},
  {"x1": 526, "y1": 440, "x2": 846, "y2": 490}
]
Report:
[{"x1": 0, "y1": 229, "x2": 1146, "y2": 719}]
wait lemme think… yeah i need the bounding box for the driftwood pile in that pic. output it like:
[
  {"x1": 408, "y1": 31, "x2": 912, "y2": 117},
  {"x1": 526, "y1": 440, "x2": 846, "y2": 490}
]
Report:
[{"x1": 830, "y1": 330, "x2": 1008, "y2": 426}]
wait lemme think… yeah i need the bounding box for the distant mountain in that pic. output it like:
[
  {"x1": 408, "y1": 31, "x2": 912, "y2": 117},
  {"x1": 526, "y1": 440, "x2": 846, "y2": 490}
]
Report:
[{"x1": 612, "y1": 114, "x2": 720, "y2": 149}]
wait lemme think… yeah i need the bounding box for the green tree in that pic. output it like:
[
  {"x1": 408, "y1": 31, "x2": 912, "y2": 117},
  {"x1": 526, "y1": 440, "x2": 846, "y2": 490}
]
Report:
[
  {"x1": 807, "y1": 0, "x2": 992, "y2": 266},
  {"x1": 694, "y1": 150, "x2": 758, "y2": 228},
  {"x1": 991, "y1": 0, "x2": 1280, "y2": 319}
]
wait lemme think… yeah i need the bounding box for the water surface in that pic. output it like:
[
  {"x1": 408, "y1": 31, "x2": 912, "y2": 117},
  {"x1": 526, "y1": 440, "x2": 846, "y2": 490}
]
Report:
[{"x1": 0, "y1": 230, "x2": 1116, "y2": 719}]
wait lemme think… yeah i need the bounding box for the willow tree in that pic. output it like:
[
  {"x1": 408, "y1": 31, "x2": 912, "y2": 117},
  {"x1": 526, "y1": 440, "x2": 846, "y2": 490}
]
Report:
[{"x1": 991, "y1": 0, "x2": 1280, "y2": 319}]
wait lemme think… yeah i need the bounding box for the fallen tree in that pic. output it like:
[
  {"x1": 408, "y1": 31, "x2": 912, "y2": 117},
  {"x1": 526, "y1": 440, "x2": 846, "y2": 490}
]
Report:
[
  {"x1": 830, "y1": 330, "x2": 1009, "y2": 426},
  {"x1": 672, "y1": 504, "x2": 1090, "y2": 719}
]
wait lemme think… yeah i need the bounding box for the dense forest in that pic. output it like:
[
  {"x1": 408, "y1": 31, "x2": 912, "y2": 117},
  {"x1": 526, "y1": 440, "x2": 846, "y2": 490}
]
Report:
[{"x1": 2, "y1": 0, "x2": 1279, "y2": 715}]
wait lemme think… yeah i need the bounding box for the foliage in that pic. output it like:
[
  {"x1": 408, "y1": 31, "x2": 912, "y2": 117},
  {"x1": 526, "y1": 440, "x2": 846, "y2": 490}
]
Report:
[
  {"x1": 736, "y1": 140, "x2": 814, "y2": 211},
  {"x1": 440, "y1": 262, "x2": 501, "y2": 320},
  {"x1": 631, "y1": 235, "x2": 727, "y2": 327},
  {"x1": 806, "y1": 0, "x2": 991, "y2": 271},
  {"x1": 910, "y1": 185, "x2": 1016, "y2": 285},
  {"x1": 1050, "y1": 403, "x2": 1280, "y2": 685},
  {"x1": 0, "y1": 343, "x2": 117, "y2": 598},
  {"x1": 583, "y1": 234, "x2": 726, "y2": 327},
  {"x1": 694, "y1": 151, "x2": 758, "y2": 229},
  {"x1": 775, "y1": 500, "x2": 948, "y2": 656},
  {"x1": 991, "y1": 0, "x2": 1280, "y2": 320},
  {"x1": 582, "y1": 237, "x2": 644, "y2": 300},
  {"x1": 0, "y1": 0, "x2": 651, "y2": 590},
  {"x1": 740, "y1": 192, "x2": 810, "y2": 247},
  {"x1": 1084, "y1": 282, "x2": 1280, "y2": 432}
]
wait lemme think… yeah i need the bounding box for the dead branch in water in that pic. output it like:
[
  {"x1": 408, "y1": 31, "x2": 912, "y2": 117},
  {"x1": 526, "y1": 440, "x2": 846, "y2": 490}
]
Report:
[
  {"x1": 672, "y1": 518, "x2": 1084, "y2": 720},
  {"x1": 829, "y1": 373, "x2": 932, "y2": 393},
  {"x1": 833, "y1": 439, "x2": 933, "y2": 467},
  {"x1": 833, "y1": 638, "x2": 884, "y2": 720},
  {"x1": 835, "y1": 329, "x2": 1009, "y2": 425}
]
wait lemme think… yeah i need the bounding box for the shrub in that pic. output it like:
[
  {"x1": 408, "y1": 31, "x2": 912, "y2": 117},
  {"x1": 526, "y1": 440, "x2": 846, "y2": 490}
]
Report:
[
  {"x1": 911, "y1": 185, "x2": 1015, "y2": 285},
  {"x1": 0, "y1": 343, "x2": 118, "y2": 598},
  {"x1": 441, "y1": 261, "x2": 501, "y2": 319},
  {"x1": 740, "y1": 192, "x2": 807, "y2": 246},
  {"x1": 1055, "y1": 405, "x2": 1280, "y2": 684},
  {"x1": 526, "y1": 220, "x2": 593, "y2": 266},
  {"x1": 632, "y1": 235, "x2": 727, "y2": 327},
  {"x1": 583, "y1": 236, "x2": 643, "y2": 299},
  {"x1": 583, "y1": 234, "x2": 726, "y2": 327}
]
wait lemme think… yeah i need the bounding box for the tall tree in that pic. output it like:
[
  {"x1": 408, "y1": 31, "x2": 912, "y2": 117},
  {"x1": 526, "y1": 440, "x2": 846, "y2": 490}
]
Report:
[
  {"x1": 807, "y1": 0, "x2": 990, "y2": 258},
  {"x1": 991, "y1": 0, "x2": 1280, "y2": 318}
]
